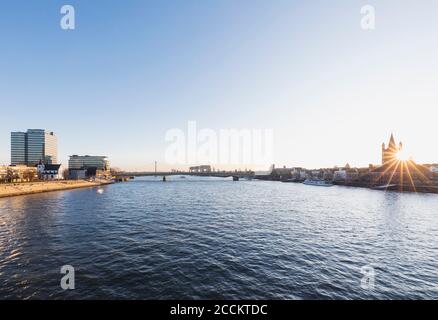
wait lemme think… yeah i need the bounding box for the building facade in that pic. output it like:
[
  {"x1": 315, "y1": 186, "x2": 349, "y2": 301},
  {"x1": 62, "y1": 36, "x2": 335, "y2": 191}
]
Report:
[
  {"x1": 189, "y1": 165, "x2": 212, "y2": 173},
  {"x1": 37, "y1": 163, "x2": 63, "y2": 180},
  {"x1": 11, "y1": 129, "x2": 58, "y2": 166},
  {"x1": 68, "y1": 155, "x2": 110, "y2": 171},
  {"x1": 68, "y1": 155, "x2": 110, "y2": 180},
  {"x1": 11, "y1": 132, "x2": 26, "y2": 165},
  {"x1": 426, "y1": 164, "x2": 438, "y2": 173}
]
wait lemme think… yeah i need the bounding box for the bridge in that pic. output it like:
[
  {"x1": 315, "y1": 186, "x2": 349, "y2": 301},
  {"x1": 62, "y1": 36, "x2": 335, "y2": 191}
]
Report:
[{"x1": 116, "y1": 170, "x2": 255, "y2": 181}]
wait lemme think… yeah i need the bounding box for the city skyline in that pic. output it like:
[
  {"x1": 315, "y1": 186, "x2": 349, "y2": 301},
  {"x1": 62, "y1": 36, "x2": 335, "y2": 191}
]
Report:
[
  {"x1": 2, "y1": 128, "x2": 434, "y2": 172},
  {"x1": 1, "y1": 1, "x2": 438, "y2": 170}
]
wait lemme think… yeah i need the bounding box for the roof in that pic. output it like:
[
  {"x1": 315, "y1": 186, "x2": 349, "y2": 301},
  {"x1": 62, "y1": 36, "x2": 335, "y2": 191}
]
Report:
[
  {"x1": 370, "y1": 160, "x2": 430, "y2": 175},
  {"x1": 43, "y1": 164, "x2": 61, "y2": 171},
  {"x1": 69, "y1": 155, "x2": 107, "y2": 158}
]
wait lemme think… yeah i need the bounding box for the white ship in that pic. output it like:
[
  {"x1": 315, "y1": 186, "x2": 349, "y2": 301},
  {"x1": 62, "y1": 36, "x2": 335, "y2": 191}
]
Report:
[{"x1": 303, "y1": 178, "x2": 333, "y2": 187}]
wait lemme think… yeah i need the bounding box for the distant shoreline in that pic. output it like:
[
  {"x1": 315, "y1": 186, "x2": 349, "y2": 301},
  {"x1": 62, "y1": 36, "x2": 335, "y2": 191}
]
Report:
[{"x1": 0, "y1": 180, "x2": 113, "y2": 198}]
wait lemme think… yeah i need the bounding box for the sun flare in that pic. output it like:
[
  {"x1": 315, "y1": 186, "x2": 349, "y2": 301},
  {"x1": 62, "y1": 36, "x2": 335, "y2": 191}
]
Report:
[{"x1": 396, "y1": 149, "x2": 409, "y2": 161}]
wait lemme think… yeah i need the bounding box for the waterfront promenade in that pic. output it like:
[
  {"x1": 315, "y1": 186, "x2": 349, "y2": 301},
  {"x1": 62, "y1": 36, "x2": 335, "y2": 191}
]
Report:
[{"x1": 0, "y1": 180, "x2": 112, "y2": 198}]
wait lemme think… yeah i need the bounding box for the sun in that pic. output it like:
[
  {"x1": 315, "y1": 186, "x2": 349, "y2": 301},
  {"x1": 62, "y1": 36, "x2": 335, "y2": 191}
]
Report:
[{"x1": 396, "y1": 149, "x2": 409, "y2": 161}]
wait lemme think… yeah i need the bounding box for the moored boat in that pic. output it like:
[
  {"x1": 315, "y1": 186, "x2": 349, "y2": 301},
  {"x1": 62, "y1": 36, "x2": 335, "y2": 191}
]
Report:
[
  {"x1": 303, "y1": 178, "x2": 333, "y2": 187},
  {"x1": 372, "y1": 184, "x2": 397, "y2": 190}
]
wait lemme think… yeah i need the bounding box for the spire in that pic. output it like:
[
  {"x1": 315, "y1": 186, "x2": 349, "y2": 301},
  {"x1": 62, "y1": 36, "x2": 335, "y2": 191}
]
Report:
[{"x1": 388, "y1": 133, "x2": 396, "y2": 148}]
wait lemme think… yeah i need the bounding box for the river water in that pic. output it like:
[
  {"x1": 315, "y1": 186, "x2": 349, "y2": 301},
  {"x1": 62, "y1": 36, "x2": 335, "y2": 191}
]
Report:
[{"x1": 0, "y1": 177, "x2": 437, "y2": 299}]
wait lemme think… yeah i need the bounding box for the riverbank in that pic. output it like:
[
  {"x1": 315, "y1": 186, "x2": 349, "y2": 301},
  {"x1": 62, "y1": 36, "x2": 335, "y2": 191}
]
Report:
[{"x1": 0, "y1": 180, "x2": 113, "y2": 198}]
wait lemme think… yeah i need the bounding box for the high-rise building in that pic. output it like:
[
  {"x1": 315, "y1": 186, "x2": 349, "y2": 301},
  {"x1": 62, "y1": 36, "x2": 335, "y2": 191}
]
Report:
[
  {"x1": 10, "y1": 129, "x2": 58, "y2": 166},
  {"x1": 10, "y1": 132, "x2": 26, "y2": 165}
]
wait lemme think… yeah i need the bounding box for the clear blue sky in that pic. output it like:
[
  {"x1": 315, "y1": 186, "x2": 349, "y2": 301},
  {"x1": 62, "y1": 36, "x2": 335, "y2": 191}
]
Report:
[{"x1": 1, "y1": 0, "x2": 438, "y2": 170}]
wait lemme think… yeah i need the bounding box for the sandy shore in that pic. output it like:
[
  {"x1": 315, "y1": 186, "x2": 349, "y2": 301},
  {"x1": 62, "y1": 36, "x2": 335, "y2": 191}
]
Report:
[{"x1": 0, "y1": 180, "x2": 113, "y2": 198}]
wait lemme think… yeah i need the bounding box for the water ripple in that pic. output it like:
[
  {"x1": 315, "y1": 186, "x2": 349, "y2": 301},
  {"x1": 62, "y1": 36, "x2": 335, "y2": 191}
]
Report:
[{"x1": 0, "y1": 178, "x2": 437, "y2": 299}]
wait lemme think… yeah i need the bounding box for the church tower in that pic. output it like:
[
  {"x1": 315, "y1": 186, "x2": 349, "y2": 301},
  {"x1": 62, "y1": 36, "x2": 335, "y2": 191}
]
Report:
[{"x1": 382, "y1": 133, "x2": 402, "y2": 165}]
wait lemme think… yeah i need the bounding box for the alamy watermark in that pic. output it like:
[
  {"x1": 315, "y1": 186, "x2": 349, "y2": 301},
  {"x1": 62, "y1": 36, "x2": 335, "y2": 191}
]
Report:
[
  {"x1": 165, "y1": 121, "x2": 274, "y2": 167},
  {"x1": 58, "y1": 5, "x2": 373, "y2": 32},
  {"x1": 361, "y1": 5, "x2": 376, "y2": 30},
  {"x1": 60, "y1": 5, "x2": 75, "y2": 30},
  {"x1": 60, "y1": 265, "x2": 75, "y2": 290},
  {"x1": 360, "y1": 265, "x2": 376, "y2": 290}
]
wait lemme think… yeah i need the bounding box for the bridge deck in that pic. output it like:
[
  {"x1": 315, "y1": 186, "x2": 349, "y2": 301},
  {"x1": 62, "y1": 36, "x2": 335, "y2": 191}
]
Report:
[{"x1": 118, "y1": 171, "x2": 255, "y2": 178}]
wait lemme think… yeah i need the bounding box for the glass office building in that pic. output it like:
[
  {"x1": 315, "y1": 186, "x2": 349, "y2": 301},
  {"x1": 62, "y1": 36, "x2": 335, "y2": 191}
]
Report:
[
  {"x1": 10, "y1": 132, "x2": 26, "y2": 165},
  {"x1": 10, "y1": 129, "x2": 58, "y2": 166},
  {"x1": 68, "y1": 155, "x2": 110, "y2": 171}
]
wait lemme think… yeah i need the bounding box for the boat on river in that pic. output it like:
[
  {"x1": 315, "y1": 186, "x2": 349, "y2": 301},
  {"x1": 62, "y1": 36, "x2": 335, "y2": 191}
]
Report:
[{"x1": 303, "y1": 179, "x2": 333, "y2": 187}]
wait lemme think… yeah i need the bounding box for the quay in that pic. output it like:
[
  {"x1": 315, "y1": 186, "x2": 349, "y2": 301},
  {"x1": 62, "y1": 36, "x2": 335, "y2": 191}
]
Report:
[{"x1": 0, "y1": 180, "x2": 113, "y2": 198}]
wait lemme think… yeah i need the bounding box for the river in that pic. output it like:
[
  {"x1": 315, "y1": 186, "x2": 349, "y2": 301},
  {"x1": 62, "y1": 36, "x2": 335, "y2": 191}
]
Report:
[{"x1": 0, "y1": 177, "x2": 437, "y2": 299}]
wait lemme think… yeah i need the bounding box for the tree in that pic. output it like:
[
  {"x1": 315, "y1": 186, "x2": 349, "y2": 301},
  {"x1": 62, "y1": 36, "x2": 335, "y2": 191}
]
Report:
[
  {"x1": 6, "y1": 168, "x2": 18, "y2": 183},
  {"x1": 22, "y1": 169, "x2": 36, "y2": 182},
  {"x1": 110, "y1": 167, "x2": 121, "y2": 175},
  {"x1": 63, "y1": 169, "x2": 70, "y2": 180}
]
